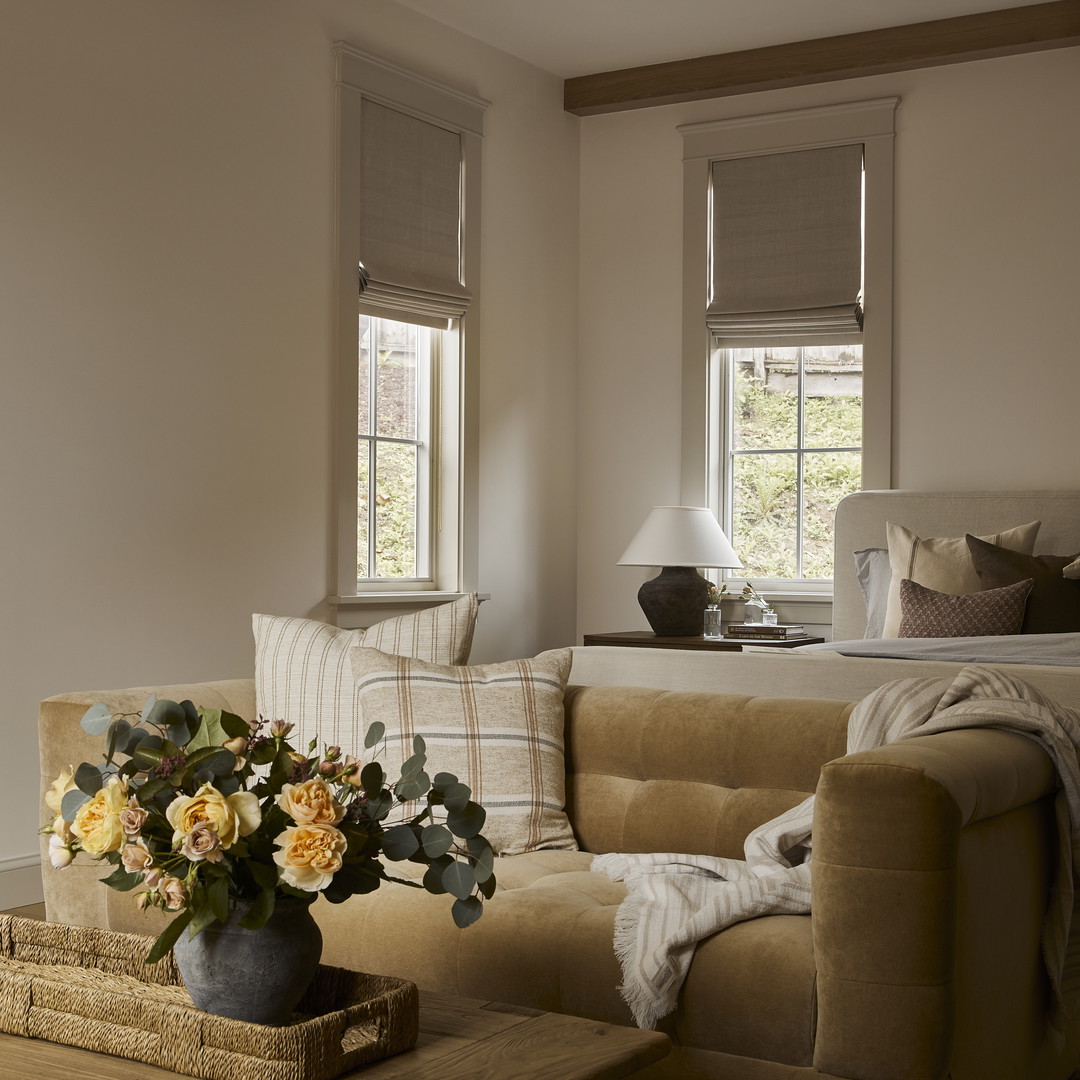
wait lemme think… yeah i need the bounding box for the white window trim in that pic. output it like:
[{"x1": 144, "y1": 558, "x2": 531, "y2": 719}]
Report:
[
  {"x1": 679, "y1": 98, "x2": 898, "y2": 600},
  {"x1": 331, "y1": 44, "x2": 487, "y2": 607}
]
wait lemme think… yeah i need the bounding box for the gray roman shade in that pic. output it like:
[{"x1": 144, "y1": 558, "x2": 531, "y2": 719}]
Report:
[
  {"x1": 358, "y1": 99, "x2": 470, "y2": 331},
  {"x1": 708, "y1": 143, "x2": 864, "y2": 345}
]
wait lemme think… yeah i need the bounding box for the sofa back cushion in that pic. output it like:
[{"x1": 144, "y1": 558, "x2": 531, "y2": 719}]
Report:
[{"x1": 563, "y1": 686, "x2": 852, "y2": 858}]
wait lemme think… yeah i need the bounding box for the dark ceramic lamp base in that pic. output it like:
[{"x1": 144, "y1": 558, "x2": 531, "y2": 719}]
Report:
[{"x1": 637, "y1": 566, "x2": 710, "y2": 637}]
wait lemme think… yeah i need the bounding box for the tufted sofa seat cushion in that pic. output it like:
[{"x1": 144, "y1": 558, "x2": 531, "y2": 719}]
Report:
[{"x1": 314, "y1": 849, "x2": 818, "y2": 1068}]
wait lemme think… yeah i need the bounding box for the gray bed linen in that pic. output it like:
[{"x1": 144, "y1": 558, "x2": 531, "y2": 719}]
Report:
[{"x1": 797, "y1": 633, "x2": 1080, "y2": 667}]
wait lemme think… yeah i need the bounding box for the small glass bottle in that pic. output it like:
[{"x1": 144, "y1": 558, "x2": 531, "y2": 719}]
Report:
[{"x1": 703, "y1": 606, "x2": 724, "y2": 638}]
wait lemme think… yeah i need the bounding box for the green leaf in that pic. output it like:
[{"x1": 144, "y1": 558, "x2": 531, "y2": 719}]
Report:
[
  {"x1": 432, "y1": 771, "x2": 459, "y2": 788},
  {"x1": 360, "y1": 761, "x2": 386, "y2": 795},
  {"x1": 420, "y1": 824, "x2": 454, "y2": 858},
  {"x1": 381, "y1": 824, "x2": 420, "y2": 861},
  {"x1": 106, "y1": 719, "x2": 131, "y2": 763},
  {"x1": 395, "y1": 780, "x2": 425, "y2": 802},
  {"x1": 74, "y1": 762, "x2": 104, "y2": 796},
  {"x1": 185, "y1": 707, "x2": 232, "y2": 754},
  {"x1": 362, "y1": 792, "x2": 394, "y2": 821},
  {"x1": 412, "y1": 734, "x2": 426, "y2": 756},
  {"x1": 441, "y1": 782, "x2": 472, "y2": 814},
  {"x1": 238, "y1": 889, "x2": 275, "y2": 930},
  {"x1": 99, "y1": 865, "x2": 143, "y2": 892},
  {"x1": 248, "y1": 860, "x2": 278, "y2": 891},
  {"x1": 120, "y1": 726, "x2": 150, "y2": 755},
  {"x1": 219, "y1": 710, "x2": 250, "y2": 740},
  {"x1": 451, "y1": 895, "x2": 484, "y2": 928},
  {"x1": 60, "y1": 788, "x2": 91, "y2": 820},
  {"x1": 249, "y1": 740, "x2": 278, "y2": 766},
  {"x1": 467, "y1": 837, "x2": 495, "y2": 884},
  {"x1": 148, "y1": 698, "x2": 187, "y2": 732},
  {"x1": 363, "y1": 721, "x2": 385, "y2": 749},
  {"x1": 442, "y1": 861, "x2": 477, "y2": 901},
  {"x1": 478, "y1": 873, "x2": 497, "y2": 900},
  {"x1": 447, "y1": 801, "x2": 486, "y2": 839},
  {"x1": 207, "y1": 875, "x2": 230, "y2": 924},
  {"x1": 187, "y1": 746, "x2": 236, "y2": 777},
  {"x1": 80, "y1": 703, "x2": 113, "y2": 737},
  {"x1": 145, "y1": 908, "x2": 193, "y2": 964},
  {"x1": 399, "y1": 752, "x2": 426, "y2": 779},
  {"x1": 140, "y1": 693, "x2": 158, "y2": 724},
  {"x1": 134, "y1": 778, "x2": 169, "y2": 804},
  {"x1": 421, "y1": 855, "x2": 453, "y2": 894}
]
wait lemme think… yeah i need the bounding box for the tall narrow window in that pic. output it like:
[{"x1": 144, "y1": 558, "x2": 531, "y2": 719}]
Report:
[
  {"x1": 680, "y1": 98, "x2": 897, "y2": 591},
  {"x1": 334, "y1": 45, "x2": 486, "y2": 601}
]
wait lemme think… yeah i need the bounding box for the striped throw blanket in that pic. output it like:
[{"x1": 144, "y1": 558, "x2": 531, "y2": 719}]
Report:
[{"x1": 593, "y1": 665, "x2": 1080, "y2": 1031}]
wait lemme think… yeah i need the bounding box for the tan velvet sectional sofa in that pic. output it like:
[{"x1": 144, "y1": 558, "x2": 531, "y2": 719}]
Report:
[{"x1": 38, "y1": 650, "x2": 1080, "y2": 1080}]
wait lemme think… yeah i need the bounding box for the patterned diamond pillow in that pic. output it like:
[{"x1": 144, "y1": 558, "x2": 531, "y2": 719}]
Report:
[
  {"x1": 898, "y1": 577, "x2": 1033, "y2": 638},
  {"x1": 350, "y1": 646, "x2": 577, "y2": 856},
  {"x1": 253, "y1": 594, "x2": 478, "y2": 752}
]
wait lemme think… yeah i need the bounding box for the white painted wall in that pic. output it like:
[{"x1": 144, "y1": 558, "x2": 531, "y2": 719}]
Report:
[
  {"x1": 576, "y1": 47, "x2": 1080, "y2": 641},
  {"x1": 0, "y1": 0, "x2": 579, "y2": 906}
]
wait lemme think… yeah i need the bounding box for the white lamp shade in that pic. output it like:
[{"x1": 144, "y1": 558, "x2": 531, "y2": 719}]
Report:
[{"x1": 618, "y1": 506, "x2": 742, "y2": 569}]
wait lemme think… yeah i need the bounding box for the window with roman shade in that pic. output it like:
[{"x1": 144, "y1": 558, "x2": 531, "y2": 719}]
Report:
[
  {"x1": 707, "y1": 142, "x2": 864, "y2": 346},
  {"x1": 332, "y1": 43, "x2": 488, "y2": 609}
]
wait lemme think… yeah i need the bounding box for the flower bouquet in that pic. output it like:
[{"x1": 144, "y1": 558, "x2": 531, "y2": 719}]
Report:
[
  {"x1": 740, "y1": 582, "x2": 776, "y2": 616},
  {"x1": 44, "y1": 696, "x2": 497, "y2": 965}
]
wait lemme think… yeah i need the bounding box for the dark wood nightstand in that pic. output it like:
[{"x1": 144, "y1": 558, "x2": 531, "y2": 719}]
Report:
[{"x1": 582, "y1": 631, "x2": 825, "y2": 651}]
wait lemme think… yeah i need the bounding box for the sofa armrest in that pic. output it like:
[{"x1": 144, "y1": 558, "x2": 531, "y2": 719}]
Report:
[
  {"x1": 812, "y1": 727, "x2": 1057, "y2": 1080},
  {"x1": 38, "y1": 679, "x2": 256, "y2": 929}
]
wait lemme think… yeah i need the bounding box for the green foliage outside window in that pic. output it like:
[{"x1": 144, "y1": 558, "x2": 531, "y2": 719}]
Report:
[{"x1": 731, "y1": 357, "x2": 862, "y2": 580}]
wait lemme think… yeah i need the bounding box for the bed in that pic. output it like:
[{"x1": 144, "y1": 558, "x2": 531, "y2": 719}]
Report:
[
  {"x1": 805, "y1": 488, "x2": 1080, "y2": 662},
  {"x1": 570, "y1": 489, "x2": 1080, "y2": 707}
]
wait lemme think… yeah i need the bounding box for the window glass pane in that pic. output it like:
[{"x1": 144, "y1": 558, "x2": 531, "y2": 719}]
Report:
[
  {"x1": 803, "y1": 345, "x2": 862, "y2": 449},
  {"x1": 802, "y1": 450, "x2": 862, "y2": 578},
  {"x1": 374, "y1": 441, "x2": 417, "y2": 577},
  {"x1": 357, "y1": 444, "x2": 370, "y2": 579},
  {"x1": 358, "y1": 316, "x2": 371, "y2": 435},
  {"x1": 732, "y1": 348, "x2": 798, "y2": 450},
  {"x1": 731, "y1": 453, "x2": 798, "y2": 578},
  {"x1": 374, "y1": 320, "x2": 417, "y2": 439}
]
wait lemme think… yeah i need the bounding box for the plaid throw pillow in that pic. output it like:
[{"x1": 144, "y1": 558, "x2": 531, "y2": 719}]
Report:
[
  {"x1": 253, "y1": 595, "x2": 478, "y2": 752},
  {"x1": 898, "y1": 577, "x2": 1033, "y2": 638},
  {"x1": 350, "y1": 646, "x2": 577, "y2": 856}
]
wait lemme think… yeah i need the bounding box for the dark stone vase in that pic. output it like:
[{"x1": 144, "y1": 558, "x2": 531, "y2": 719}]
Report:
[{"x1": 173, "y1": 897, "x2": 323, "y2": 1025}]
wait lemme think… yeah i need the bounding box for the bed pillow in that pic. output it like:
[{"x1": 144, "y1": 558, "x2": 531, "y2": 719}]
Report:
[
  {"x1": 350, "y1": 646, "x2": 577, "y2": 856},
  {"x1": 898, "y1": 577, "x2": 1033, "y2": 638},
  {"x1": 967, "y1": 535, "x2": 1080, "y2": 634},
  {"x1": 853, "y1": 547, "x2": 891, "y2": 638},
  {"x1": 253, "y1": 594, "x2": 478, "y2": 752},
  {"x1": 881, "y1": 520, "x2": 1040, "y2": 638}
]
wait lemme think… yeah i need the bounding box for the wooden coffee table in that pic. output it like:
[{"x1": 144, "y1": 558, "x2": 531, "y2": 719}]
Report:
[{"x1": 0, "y1": 987, "x2": 669, "y2": 1080}]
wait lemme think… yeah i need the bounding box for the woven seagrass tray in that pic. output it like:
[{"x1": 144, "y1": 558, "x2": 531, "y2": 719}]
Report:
[{"x1": 0, "y1": 914, "x2": 419, "y2": 1080}]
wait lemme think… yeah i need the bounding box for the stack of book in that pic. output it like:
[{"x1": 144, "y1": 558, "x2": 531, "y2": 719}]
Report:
[{"x1": 725, "y1": 623, "x2": 807, "y2": 641}]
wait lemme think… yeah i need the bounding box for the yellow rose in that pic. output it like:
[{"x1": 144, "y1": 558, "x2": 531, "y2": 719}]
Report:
[
  {"x1": 45, "y1": 766, "x2": 77, "y2": 816},
  {"x1": 71, "y1": 776, "x2": 129, "y2": 856},
  {"x1": 272, "y1": 823, "x2": 347, "y2": 892},
  {"x1": 277, "y1": 778, "x2": 346, "y2": 826},
  {"x1": 165, "y1": 783, "x2": 260, "y2": 849}
]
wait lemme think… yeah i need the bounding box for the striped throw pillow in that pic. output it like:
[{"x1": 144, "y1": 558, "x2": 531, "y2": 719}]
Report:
[
  {"x1": 350, "y1": 646, "x2": 577, "y2": 856},
  {"x1": 253, "y1": 595, "x2": 478, "y2": 752}
]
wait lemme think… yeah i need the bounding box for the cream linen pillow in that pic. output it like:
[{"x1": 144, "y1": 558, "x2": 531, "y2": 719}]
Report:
[
  {"x1": 253, "y1": 594, "x2": 478, "y2": 752},
  {"x1": 350, "y1": 646, "x2": 577, "y2": 856},
  {"x1": 881, "y1": 521, "x2": 1040, "y2": 638}
]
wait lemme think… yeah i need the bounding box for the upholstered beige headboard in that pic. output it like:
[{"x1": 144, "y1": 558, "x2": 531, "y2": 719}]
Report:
[{"x1": 832, "y1": 490, "x2": 1080, "y2": 642}]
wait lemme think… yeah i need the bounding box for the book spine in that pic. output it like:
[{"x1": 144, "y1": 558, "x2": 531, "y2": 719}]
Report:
[{"x1": 726, "y1": 629, "x2": 804, "y2": 639}]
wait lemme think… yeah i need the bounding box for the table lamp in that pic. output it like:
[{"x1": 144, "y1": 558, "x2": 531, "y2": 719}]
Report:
[{"x1": 618, "y1": 506, "x2": 742, "y2": 636}]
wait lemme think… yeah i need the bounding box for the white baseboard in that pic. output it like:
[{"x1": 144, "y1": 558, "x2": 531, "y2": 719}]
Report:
[{"x1": 0, "y1": 853, "x2": 44, "y2": 910}]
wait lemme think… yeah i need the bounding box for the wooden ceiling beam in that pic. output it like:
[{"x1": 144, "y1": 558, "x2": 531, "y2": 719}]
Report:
[{"x1": 563, "y1": 1, "x2": 1080, "y2": 115}]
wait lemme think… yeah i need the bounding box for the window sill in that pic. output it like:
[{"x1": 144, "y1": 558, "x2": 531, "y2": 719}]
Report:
[{"x1": 329, "y1": 591, "x2": 488, "y2": 609}]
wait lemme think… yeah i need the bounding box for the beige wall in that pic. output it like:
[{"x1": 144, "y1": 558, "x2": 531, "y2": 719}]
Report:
[
  {"x1": 576, "y1": 47, "x2": 1080, "y2": 641},
  {"x1": 0, "y1": 0, "x2": 579, "y2": 904}
]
